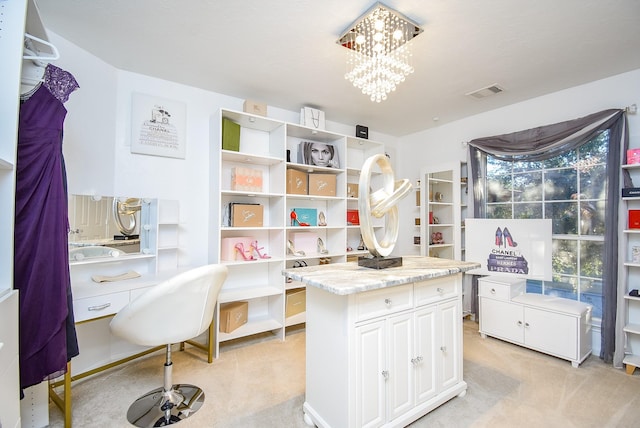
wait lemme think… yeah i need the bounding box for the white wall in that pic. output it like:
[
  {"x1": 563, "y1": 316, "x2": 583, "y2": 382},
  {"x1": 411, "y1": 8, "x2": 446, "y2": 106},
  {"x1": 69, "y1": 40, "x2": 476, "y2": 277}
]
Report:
[
  {"x1": 393, "y1": 69, "x2": 640, "y2": 255},
  {"x1": 49, "y1": 31, "x2": 117, "y2": 196}
]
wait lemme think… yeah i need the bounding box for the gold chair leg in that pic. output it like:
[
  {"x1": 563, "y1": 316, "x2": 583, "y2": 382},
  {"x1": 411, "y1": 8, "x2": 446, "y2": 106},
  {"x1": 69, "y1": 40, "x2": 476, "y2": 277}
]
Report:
[
  {"x1": 49, "y1": 362, "x2": 72, "y2": 428},
  {"x1": 182, "y1": 320, "x2": 215, "y2": 363}
]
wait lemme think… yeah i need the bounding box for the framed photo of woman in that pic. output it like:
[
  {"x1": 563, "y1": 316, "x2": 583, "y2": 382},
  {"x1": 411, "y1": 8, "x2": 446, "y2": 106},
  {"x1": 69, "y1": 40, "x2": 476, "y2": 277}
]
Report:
[{"x1": 298, "y1": 141, "x2": 340, "y2": 168}]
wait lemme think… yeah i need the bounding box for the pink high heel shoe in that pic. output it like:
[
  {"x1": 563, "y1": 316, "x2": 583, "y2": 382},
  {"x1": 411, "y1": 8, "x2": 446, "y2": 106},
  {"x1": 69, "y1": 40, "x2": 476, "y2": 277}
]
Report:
[
  {"x1": 250, "y1": 240, "x2": 271, "y2": 259},
  {"x1": 235, "y1": 243, "x2": 256, "y2": 261}
]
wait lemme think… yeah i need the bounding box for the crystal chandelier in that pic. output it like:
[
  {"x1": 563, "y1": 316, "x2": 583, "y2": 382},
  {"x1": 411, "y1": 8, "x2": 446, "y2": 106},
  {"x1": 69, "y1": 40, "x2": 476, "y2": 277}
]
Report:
[{"x1": 338, "y1": 3, "x2": 423, "y2": 103}]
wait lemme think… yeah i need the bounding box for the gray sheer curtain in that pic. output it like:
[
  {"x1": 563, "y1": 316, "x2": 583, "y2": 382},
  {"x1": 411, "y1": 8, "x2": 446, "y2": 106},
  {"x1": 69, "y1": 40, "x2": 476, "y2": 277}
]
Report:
[{"x1": 467, "y1": 109, "x2": 629, "y2": 365}]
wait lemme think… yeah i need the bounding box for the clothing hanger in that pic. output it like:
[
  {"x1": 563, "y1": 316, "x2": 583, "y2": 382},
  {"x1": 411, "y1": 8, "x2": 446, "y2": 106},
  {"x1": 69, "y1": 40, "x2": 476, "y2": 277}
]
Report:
[
  {"x1": 23, "y1": 32, "x2": 59, "y2": 62},
  {"x1": 20, "y1": 33, "x2": 59, "y2": 92}
]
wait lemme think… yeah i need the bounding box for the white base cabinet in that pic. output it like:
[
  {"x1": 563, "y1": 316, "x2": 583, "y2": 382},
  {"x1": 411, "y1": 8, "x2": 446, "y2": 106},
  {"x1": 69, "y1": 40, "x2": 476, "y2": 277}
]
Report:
[
  {"x1": 478, "y1": 276, "x2": 592, "y2": 367},
  {"x1": 304, "y1": 274, "x2": 466, "y2": 428}
]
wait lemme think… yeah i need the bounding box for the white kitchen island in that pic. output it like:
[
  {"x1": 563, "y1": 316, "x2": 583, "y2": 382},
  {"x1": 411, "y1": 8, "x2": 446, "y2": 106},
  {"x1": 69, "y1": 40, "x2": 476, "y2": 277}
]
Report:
[{"x1": 284, "y1": 256, "x2": 480, "y2": 428}]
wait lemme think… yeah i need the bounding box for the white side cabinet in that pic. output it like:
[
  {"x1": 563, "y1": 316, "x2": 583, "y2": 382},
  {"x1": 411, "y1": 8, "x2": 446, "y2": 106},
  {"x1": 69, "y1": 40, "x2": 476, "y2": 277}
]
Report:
[
  {"x1": 304, "y1": 274, "x2": 466, "y2": 428},
  {"x1": 478, "y1": 276, "x2": 592, "y2": 367}
]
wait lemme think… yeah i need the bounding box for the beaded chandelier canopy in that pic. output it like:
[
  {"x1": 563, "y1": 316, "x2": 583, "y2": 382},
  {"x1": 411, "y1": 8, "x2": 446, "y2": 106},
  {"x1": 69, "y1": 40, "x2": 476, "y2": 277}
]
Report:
[{"x1": 338, "y1": 2, "x2": 423, "y2": 103}]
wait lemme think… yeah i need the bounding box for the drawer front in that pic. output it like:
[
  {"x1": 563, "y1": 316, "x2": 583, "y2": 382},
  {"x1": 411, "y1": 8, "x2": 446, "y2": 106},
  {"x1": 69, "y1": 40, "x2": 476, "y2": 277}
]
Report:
[
  {"x1": 356, "y1": 284, "x2": 413, "y2": 322},
  {"x1": 414, "y1": 276, "x2": 459, "y2": 306},
  {"x1": 479, "y1": 282, "x2": 521, "y2": 301},
  {"x1": 74, "y1": 291, "x2": 130, "y2": 322}
]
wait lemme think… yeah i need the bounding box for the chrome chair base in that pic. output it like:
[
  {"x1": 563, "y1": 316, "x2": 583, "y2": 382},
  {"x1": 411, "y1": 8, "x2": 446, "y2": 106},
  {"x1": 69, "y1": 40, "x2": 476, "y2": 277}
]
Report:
[{"x1": 126, "y1": 384, "x2": 205, "y2": 427}]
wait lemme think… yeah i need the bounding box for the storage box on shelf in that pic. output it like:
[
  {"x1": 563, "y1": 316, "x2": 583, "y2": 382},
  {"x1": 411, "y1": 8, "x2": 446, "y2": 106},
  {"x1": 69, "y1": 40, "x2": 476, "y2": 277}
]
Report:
[
  {"x1": 621, "y1": 161, "x2": 640, "y2": 374},
  {"x1": 211, "y1": 109, "x2": 387, "y2": 356}
]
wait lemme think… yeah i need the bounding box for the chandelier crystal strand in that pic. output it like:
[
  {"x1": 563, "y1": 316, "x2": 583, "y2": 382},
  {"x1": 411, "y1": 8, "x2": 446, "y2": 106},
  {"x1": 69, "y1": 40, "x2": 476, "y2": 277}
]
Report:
[{"x1": 341, "y1": 4, "x2": 421, "y2": 103}]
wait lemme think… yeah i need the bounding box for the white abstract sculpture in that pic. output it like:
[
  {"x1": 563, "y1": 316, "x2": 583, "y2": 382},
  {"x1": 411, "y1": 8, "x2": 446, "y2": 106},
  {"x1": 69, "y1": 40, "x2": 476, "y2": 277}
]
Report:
[{"x1": 358, "y1": 154, "x2": 412, "y2": 262}]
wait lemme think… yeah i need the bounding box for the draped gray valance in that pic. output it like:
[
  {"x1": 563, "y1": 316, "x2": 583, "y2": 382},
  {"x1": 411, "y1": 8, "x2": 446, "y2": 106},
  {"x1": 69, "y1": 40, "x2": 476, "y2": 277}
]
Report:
[{"x1": 467, "y1": 109, "x2": 629, "y2": 366}]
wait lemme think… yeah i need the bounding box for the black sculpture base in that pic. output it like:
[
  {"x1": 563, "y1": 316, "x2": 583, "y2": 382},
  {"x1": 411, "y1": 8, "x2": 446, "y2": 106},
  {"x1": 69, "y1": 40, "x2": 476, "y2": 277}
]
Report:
[{"x1": 358, "y1": 256, "x2": 403, "y2": 270}]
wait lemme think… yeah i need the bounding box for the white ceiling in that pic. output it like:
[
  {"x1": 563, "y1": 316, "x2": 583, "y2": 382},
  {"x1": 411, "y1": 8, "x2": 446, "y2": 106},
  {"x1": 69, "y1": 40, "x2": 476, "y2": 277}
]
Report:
[{"x1": 34, "y1": 0, "x2": 640, "y2": 137}]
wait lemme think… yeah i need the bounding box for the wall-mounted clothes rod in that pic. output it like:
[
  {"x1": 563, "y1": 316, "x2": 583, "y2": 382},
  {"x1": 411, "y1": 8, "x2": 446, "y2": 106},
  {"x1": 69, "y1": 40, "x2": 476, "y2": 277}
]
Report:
[{"x1": 23, "y1": 32, "x2": 59, "y2": 61}]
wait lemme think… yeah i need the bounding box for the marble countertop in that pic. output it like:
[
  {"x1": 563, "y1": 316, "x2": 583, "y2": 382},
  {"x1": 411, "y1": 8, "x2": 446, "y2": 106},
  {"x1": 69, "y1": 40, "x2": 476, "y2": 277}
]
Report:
[{"x1": 283, "y1": 256, "x2": 480, "y2": 295}]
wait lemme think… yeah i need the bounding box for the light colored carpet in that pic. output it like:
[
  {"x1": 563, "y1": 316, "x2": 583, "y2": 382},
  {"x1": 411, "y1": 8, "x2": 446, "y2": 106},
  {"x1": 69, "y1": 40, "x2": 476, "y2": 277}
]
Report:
[{"x1": 49, "y1": 320, "x2": 640, "y2": 427}]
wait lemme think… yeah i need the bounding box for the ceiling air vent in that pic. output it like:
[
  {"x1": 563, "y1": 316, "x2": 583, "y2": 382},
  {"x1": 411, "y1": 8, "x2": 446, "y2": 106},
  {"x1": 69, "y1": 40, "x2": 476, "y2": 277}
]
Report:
[{"x1": 465, "y1": 84, "x2": 504, "y2": 99}]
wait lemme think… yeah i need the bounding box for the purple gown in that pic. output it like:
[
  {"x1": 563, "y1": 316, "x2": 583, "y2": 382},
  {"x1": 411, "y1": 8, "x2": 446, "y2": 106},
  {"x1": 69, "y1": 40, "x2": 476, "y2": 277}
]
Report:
[{"x1": 15, "y1": 64, "x2": 80, "y2": 389}]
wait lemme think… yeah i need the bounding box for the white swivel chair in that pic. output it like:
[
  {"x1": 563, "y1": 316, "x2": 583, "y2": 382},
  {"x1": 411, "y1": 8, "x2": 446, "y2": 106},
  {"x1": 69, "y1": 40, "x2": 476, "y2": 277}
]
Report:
[{"x1": 110, "y1": 264, "x2": 228, "y2": 427}]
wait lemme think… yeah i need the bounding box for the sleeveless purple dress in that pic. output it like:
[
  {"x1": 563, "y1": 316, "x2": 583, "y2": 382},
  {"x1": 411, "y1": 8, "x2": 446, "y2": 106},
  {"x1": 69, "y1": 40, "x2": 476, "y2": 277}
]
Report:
[{"x1": 15, "y1": 64, "x2": 80, "y2": 389}]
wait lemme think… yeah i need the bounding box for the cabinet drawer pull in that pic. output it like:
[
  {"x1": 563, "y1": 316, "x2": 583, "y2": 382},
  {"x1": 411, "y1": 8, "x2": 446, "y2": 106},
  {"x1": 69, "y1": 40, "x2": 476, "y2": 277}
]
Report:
[
  {"x1": 411, "y1": 356, "x2": 423, "y2": 365},
  {"x1": 440, "y1": 346, "x2": 447, "y2": 352},
  {"x1": 525, "y1": 322, "x2": 530, "y2": 328},
  {"x1": 517, "y1": 320, "x2": 523, "y2": 326},
  {"x1": 437, "y1": 287, "x2": 444, "y2": 293},
  {"x1": 384, "y1": 298, "x2": 392, "y2": 306},
  {"x1": 490, "y1": 288, "x2": 496, "y2": 294},
  {"x1": 88, "y1": 303, "x2": 111, "y2": 311},
  {"x1": 381, "y1": 370, "x2": 389, "y2": 380}
]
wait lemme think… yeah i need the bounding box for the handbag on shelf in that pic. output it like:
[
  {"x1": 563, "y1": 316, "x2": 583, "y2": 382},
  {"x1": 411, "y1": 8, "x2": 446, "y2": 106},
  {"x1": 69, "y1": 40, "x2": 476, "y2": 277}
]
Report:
[{"x1": 300, "y1": 107, "x2": 325, "y2": 130}]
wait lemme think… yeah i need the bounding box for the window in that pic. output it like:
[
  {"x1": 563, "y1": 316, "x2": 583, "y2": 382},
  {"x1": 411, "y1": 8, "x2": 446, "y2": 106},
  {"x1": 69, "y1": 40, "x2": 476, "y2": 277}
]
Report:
[{"x1": 484, "y1": 132, "x2": 609, "y2": 319}]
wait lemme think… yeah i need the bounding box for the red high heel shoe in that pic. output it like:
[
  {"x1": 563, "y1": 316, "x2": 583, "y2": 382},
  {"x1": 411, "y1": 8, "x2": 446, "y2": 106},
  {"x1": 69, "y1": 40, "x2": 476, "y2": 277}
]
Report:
[
  {"x1": 290, "y1": 209, "x2": 310, "y2": 226},
  {"x1": 250, "y1": 240, "x2": 271, "y2": 259},
  {"x1": 234, "y1": 243, "x2": 256, "y2": 261}
]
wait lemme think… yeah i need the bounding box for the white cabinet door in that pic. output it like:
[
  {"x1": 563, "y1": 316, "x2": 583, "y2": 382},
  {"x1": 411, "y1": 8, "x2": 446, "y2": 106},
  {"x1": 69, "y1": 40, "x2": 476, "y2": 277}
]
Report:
[
  {"x1": 356, "y1": 320, "x2": 386, "y2": 428},
  {"x1": 387, "y1": 312, "x2": 414, "y2": 422},
  {"x1": 438, "y1": 298, "x2": 461, "y2": 390},
  {"x1": 414, "y1": 305, "x2": 437, "y2": 404},
  {"x1": 480, "y1": 297, "x2": 524, "y2": 344},
  {"x1": 524, "y1": 306, "x2": 577, "y2": 360}
]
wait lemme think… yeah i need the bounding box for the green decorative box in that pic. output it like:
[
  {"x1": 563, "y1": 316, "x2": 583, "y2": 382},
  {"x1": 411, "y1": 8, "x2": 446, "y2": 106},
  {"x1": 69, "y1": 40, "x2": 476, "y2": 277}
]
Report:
[{"x1": 222, "y1": 117, "x2": 240, "y2": 151}]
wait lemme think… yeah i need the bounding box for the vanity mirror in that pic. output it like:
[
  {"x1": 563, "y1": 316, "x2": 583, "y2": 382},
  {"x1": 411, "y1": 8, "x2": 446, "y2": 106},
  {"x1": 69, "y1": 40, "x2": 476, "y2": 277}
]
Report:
[{"x1": 68, "y1": 195, "x2": 155, "y2": 261}]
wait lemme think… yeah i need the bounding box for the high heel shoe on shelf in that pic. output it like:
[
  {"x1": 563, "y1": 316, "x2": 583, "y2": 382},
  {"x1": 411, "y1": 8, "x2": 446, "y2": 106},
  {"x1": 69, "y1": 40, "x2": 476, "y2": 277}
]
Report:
[
  {"x1": 290, "y1": 209, "x2": 310, "y2": 227},
  {"x1": 317, "y1": 237, "x2": 329, "y2": 254},
  {"x1": 318, "y1": 211, "x2": 327, "y2": 226},
  {"x1": 287, "y1": 239, "x2": 305, "y2": 256},
  {"x1": 234, "y1": 243, "x2": 256, "y2": 261},
  {"x1": 250, "y1": 240, "x2": 271, "y2": 259}
]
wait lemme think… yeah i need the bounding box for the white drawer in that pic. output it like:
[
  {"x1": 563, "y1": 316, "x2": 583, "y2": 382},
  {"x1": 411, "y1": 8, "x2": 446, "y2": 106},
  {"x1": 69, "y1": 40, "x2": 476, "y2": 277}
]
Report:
[
  {"x1": 414, "y1": 276, "x2": 459, "y2": 306},
  {"x1": 355, "y1": 284, "x2": 413, "y2": 322},
  {"x1": 479, "y1": 277, "x2": 525, "y2": 301},
  {"x1": 74, "y1": 291, "x2": 130, "y2": 322}
]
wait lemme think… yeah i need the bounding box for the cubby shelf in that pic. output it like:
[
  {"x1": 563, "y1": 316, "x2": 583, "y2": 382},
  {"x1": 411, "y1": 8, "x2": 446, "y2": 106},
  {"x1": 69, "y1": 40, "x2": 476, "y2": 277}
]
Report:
[
  {"x1": 210, "y1": 108, "x2": 385, "y2": 357},
  {"x1": 621, "y1": 163, "x2": 640, "y2": 375}
]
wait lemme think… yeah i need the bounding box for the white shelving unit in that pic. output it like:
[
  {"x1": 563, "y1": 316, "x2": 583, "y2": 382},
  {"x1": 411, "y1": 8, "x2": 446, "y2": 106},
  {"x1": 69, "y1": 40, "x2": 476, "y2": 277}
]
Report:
[
  {"x1": 420, "y1": 162, "x2": 462, "y2": 260},
  {"x1": 210, "y1": 108, "x2": 385, "y2": 357},
  {"x1": 413, "y1": 181, "x2": 422, "y2": 250},
  {"x1": 621, "y1": 162, "x2": 640, "y2": 374},
  {"x1": 459, "y1": 161, "x2": 472, "y2": 318},
  {"x1": 0, "y1": 0, "x2": 27, "y2": 426}
]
